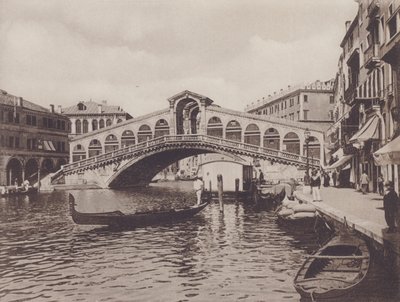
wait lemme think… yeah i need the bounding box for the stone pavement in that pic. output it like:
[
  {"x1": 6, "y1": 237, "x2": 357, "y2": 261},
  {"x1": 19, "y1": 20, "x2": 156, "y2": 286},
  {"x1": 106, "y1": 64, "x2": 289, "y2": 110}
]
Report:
[{"x1": 295, "y1": 186, "x2": 400, "y2": 255}]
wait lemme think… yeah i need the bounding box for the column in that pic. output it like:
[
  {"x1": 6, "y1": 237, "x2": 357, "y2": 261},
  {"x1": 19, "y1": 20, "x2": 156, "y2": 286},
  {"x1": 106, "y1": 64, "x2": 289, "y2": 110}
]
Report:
[
  {"x1": 70, "y1": 118, "x2": 76, "y2": 135},
  {"x1": 200, "y1": 98, "x2": 207, "y2": 135},
  {"x1": 169, "y1": 101, "x2": 176, "y2": 135},
  {"x1": 88, "y1": 118, "x2": 93, "y2": 132}
]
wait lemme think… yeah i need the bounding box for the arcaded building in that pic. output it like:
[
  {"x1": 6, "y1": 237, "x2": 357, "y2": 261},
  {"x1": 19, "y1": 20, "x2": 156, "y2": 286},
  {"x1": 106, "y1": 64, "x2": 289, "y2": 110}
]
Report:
[
  {"x1": 0, "y1": 89, "x2": 70, "y2": 186},
  {"x1": 59, "y1": 100, "x2": 132, "y2": 138}
]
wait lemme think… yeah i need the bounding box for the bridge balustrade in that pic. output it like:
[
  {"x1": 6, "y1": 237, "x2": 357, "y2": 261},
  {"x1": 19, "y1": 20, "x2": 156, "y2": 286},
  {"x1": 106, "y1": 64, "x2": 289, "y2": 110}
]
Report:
[{"x1": 63, "y1": 134, "x2": 320, "y2": 174}]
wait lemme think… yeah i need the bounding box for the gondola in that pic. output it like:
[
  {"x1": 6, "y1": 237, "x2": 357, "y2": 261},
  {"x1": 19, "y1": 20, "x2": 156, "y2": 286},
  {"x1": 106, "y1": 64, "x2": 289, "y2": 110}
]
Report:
[
  {"x1": 294, "y1": 233, "x2": 370, "y2": 301},
  {"x1": 69, "y1": 193, "x2": 210, "y2": 227},
  {"x1": 0, "y1": 186, "x2": 38, "y2": 197}
]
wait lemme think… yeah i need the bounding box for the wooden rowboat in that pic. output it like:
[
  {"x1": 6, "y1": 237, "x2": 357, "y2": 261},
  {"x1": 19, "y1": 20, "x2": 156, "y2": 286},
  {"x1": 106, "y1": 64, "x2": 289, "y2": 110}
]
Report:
[
  {"x1": 69, "y1": 193, "x2": 210, "y2": 228},
  {"x1": 294, "y1": 234, "x2": 370, "y2": 301}
]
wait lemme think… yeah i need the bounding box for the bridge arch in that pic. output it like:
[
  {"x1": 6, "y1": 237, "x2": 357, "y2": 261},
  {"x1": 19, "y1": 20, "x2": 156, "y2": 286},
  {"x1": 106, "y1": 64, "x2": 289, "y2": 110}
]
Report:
[
  {"x1": 137, "y1": 124, "x2": 153, "y2": 142},
  {"x1": 88, "y1": 139, "x2": 102, "y2": 158},
  {"x1": 226, "y1": 120, "x2": 242, "y2": 141},
  {"x1": 154, "y1": 119, "x2": 170, "y2": 138},
  {"x1": 105, "y1": 134, "x2": 119, "y2": 153},
  {"x1": 263, "y1": 128, "x2": 280, "y2": 150},
  {"x1": 207, "y1": 116, "x2": 223, "y2": 137},
  {"x1": 121, "y1": 130, "x2": 136, "y2": 147},
  {"x1": 244, "y1": 123, "x2": 260, "y2": 146},
  {"x1": 283, "y1": 132, "x2": 300, "y2": 154},
  {"x1": 72, "y1": 144, "x2": 87, "y2": 162}
]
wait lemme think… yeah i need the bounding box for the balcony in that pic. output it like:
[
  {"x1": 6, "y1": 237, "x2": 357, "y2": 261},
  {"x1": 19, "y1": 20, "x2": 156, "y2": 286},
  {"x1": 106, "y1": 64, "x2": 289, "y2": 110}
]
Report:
[
  {"x1": 367, "y1": 0, "x2": 380, "y2": 18},
  {"x1": 344, "y1": 84, "x2": 357, "y2": 104},
  {"x1": 364, "y1": 44, "x2": 381, "y2": 69}
]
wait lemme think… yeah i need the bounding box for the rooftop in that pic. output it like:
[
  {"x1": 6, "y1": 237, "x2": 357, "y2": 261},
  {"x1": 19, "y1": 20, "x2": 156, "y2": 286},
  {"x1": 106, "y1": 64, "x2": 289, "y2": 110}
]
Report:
[
  {"x1": 0, "y1": 89, "x2": 58, "y2": 114},
  {"x1": 60, "y1": 100, "x2": 131, "y2": 116}
]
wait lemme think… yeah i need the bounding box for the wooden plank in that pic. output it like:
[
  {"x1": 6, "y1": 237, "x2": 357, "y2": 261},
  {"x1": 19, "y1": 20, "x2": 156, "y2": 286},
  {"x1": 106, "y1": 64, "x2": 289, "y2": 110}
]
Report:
[{"x1": 307, "y1": 255, "x2": 369, "y2": 259}]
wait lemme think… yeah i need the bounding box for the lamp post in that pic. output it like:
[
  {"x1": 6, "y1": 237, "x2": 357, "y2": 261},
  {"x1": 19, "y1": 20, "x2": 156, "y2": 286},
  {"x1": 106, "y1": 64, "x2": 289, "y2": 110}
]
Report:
[{"x1": 304, "y1": 128, "x2": 311, "y2": 186}]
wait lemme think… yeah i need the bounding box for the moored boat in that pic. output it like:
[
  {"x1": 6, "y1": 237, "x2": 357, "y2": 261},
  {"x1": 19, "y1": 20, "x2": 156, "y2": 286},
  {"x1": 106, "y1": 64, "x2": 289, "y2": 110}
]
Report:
[
  {"x1": 69, "y1": 193, "x2": 210, "y2": 228},
  {"x1": 294, "y1": 233, "x2": 370, "y2": 301},
  {"x1": 0, "y1": 186, "x2": 38, "y2": 197}
]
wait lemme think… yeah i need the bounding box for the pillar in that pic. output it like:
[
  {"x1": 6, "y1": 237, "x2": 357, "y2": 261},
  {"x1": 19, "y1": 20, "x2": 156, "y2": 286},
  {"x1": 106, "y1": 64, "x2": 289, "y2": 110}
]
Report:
[
  {"x1": 70, "y1": 118, "x2": 76, "y2": 135},
  {"x1": 200, "y1": 98, "x2": 207, "y2": 135},
  {"x1": 169, "y1": 101, "x2": 176, "y2": 135}
]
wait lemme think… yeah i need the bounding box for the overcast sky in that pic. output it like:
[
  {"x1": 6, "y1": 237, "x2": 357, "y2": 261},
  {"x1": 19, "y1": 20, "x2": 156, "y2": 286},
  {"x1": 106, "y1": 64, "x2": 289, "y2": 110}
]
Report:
[{"x1": 0, "y1": 0, "x2": 358, "y2": 116}]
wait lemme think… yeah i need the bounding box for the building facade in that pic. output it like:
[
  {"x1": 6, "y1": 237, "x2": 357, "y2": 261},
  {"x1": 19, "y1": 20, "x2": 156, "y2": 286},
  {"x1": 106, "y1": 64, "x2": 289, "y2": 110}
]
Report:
[
  {"x1": 59, "y1": 100, "x2": 132, "y2": 138},
  {"x1": 328, "y1": 0, "x2": 400, "y2": 193},
  {"x1": 245, "y1": 80, "x2": 335, "y2": 123},
  {"x1": 0, "y1": 89, "x2": 70, "y2": 186}
]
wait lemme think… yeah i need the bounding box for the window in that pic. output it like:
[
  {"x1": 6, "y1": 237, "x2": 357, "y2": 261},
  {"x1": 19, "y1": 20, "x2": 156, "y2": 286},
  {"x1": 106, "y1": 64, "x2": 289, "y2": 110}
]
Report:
[
  {"x1": 0, "y1": 110, "x2": 3, "y2": 122},
  {"x1": 297, "y1": 111, "x2": 300, "y2": 120},
  {"x1": 0, "y1": 135, "x2": 4, "y2": 146},
  {"x1": 8, "y1": 111, "x2": 13, "y2": 123},
  {"x1": 27, "y1": 138, "x2": 31, "y2": 150},
  {"x1": 15, "y1": 113, "x2": 19, "y2": 123},
  {"x1": 43, "y1": 117, "x2": 48, "y2": 128},
  {"x1": 27, "y1": 115, "x2": 31, "y2": 125},
  {"x1": 303, "y1": 110, "x2": 309, "y2": 120},
  {"x1": 8, "y1": 136, "x2": 14, "y2": 148},
  {"x1": 330, "y1": 96, "x2": 334, "y2": 104},
  {"x1": 388, "y1": 16, "x2": 397, "y2": 39},
  {"x1": 15, "y1": 137, "x2": 19, "y2": 148},
  {"x1": 297, "y1": 96, "x2": 300, "y2": 104},
  {"x1": 304, "y1": 95, "x2": 308, "y2": 103},
  {"x1": 329, "y1": 110, "x2": 334, "y2": 120}
]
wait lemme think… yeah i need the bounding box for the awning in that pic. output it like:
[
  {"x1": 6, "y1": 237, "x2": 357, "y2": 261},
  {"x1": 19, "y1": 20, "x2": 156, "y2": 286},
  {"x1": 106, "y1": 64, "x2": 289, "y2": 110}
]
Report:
[
  {"x1": 349, "y1": 115, "x2": 379, "y2": 144},
  {"x1": 325, "y1": 155, "x2": 353, "y2": 171},
  {"x1": 43, "y1": 140, "x2": 56, "y2": 151},
  {"x1": 373, "y1": 136, "x2": 400, "y2": 166}
]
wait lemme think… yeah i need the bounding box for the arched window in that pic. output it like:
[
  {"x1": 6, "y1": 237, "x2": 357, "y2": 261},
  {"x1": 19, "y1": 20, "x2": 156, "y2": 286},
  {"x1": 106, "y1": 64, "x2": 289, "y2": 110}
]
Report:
[
  {"x1": 106, "y1": 119, "x2": 112, "y2": 127},
  {"x1": 207, "y1": 117, "x2": 223, "y2": 137},
  {"x1": 263, "y1": 128, "x2": 280, "y2": 150},
  {"x1": 304, "y1": 136, "x2": 320, "y2": 159},
  {"x1": 244, "y1": 124, "x2": 260, "y2": 146},
  {"x1": 104, "y1": 134, "x2": 119, "y2": 153},
  {"x1": 283, "y1": 132, "x2": 300, "y2": 154},
  {"x1": 117, "y1": 119, "x2": 123, "y2": 123},
  {"x1": 72, "y1": 144, "x2": 86, "y2": 162},
  {"x1": 6, "y1": 158, "x2": 23, "y2": 185},
  {"x1": 99, "y1": 119, "x2": 105, "y2": 129},
  {"x1": 121, "y1": 130, "x2": 136, "y2": 147},
  {"x1": 82, "y1": 119, "x2": 89, "y2": 133},
  {"x1": 226, "y1": 120, "x2": 241, "y2": 141},
  {"x1": 137, "y1": 124, "x2": 152, "y2": 143},
  {"x1": 154, "y1": 119, "x2": 170, "y2": 138},
  {"x1": 75, "y1": 120, "x2": 82, "y2": 134},
  {"x1": 88, "y1": 139, "x2": 102, "y2": 158},
  {"x1": 92, "y1": 119, "x2": 98, "y2": 131}
]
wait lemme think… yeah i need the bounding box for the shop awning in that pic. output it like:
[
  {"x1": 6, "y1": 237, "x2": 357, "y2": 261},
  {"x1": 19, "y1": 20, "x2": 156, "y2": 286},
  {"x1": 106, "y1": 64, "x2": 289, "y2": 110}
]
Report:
[
  {"x1": 349, "y1": 115, "x2": 379, "y2": 144},
  {"x1": 43, "y1": 140, "x2": 56, "y2": 151},
  {"x1": 325, "y1": 155, "x2": 353, "y2": 171},
  {"x1": 373, "y1": 136, "x2": 400, "y2": 166}
]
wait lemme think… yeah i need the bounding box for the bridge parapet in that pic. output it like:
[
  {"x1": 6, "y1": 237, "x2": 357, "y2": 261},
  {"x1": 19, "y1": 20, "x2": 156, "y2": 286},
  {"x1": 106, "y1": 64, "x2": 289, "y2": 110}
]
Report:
[{"x1": 61, "y1": 134, "x2": 320, "y2": 177}]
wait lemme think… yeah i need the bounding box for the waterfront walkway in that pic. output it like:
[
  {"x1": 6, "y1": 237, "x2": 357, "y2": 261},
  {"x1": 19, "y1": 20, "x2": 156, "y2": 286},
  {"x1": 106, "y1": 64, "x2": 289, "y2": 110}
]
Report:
[{"x1": 295, "y1": 186, "x2": 400, "y2": 256}]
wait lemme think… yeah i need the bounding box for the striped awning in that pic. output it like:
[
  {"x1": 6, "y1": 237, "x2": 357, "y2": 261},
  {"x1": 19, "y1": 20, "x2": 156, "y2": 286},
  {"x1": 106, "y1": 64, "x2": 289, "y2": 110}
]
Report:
[
  {"x1": 349, "y1": 115, "x2": 379, "y2": 144},
  {"x1": 325, "y1": 155, "x2": 353, "y2": 171},
  {"x1": 43, "y1": 140, "x2": 56, "y2": 151},
  {"x1": 374, "y1": 136, "x2": 400, "y2": 166},
  {"x1": 355, "y1": 68, "x2": 382, "y2": 101}
]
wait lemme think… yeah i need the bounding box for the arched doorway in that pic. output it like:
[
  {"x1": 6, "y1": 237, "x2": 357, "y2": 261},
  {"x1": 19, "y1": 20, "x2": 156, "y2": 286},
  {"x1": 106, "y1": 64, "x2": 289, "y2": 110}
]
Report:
[
  {"x1": 175, "y1": 98, "x2": 199, "y2": 135},
  {"x1": 41, "y1": 158, "x2": 55, "y2": 175},
  {"x1": 72, "y1": 144, "x2": 87, "y2": 162},
  {"x1": 225, "y1": 120, "x2": 242, "y2": 141},
  {"x1": 121, "y1": 130, "x2": 136, "y2": 147},
  {"x1": 92, "y1": 119, "x2": 98, "y2": 131},
  {"x1": 25, "y1": 158, "x2": 39, "y2": 184},
  {"x1": 244, "y1": 124, "x2": 260, "y2": 146},
  {"x1": 263, "y1": 128, "x2": 280, "y2": 150},
  {"x1": 154, "y1": 119, "x2": 170, "y2": 138},
  {"x1": 137, "y1": 125, "x2": 152, "y2": 143},
  {"x1": 303, "y1": 136, "x2": 321, "y2": 159},
  {"x1": 88, "y1": 139, "x2": 102, "y2": 158},
  {"x1": 105, "y1": 134, "x2": 119, "y2": 153},
  {"x1": 207, "y1": 117, "x2": 223, "y2": 137},
  {"x1": 283, "y1": 132, "x2": 300, "y2": 154},
  {"x1": 6, "y1": 158, "x2": 23, "y2": 185},
  {"x1": 75, "y1": 120, "x2": 82, "y2": 134}
]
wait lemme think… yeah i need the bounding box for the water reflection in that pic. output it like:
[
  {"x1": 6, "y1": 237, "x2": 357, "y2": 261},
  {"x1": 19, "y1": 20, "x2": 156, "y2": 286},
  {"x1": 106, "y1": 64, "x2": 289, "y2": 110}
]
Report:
[{"x1": 0, "y1": 184, "x2": 399, "y2": 301}]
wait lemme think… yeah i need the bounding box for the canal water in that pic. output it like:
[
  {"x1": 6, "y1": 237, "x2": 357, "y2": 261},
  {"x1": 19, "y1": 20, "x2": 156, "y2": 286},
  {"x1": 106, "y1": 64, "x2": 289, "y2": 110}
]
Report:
[{"x1": 0, "y1": 181, "x2": 399, "y2": 302}]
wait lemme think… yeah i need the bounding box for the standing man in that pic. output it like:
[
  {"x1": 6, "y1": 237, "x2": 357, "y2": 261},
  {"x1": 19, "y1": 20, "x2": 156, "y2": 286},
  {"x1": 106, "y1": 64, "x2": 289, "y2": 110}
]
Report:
[
  {"x1": 383, "y1": 181, "x2": 399, "y2": 233},
  {"x1": 258, "y1": 169, "x2": 264, "y2": 184},
  {"x1": 193, "y1": 177, "x2": 204, "y2": 205},
  {"x1": 377, "y1": 173, "x2": 384, "y2": 196},
  {"x1": 310, "y1": 170, "x2": 322, "y2": 202},
  {"x1": 360, "y1": 171, "x2": 369, "y2": 194},
  {"x1": 332, "y1": 170, "x2": 337, "y2": 187}
]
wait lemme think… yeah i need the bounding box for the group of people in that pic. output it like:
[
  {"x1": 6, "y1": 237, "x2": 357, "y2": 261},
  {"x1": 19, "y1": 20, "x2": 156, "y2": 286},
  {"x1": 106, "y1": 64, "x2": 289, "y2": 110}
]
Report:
[{"x1": 1, "y1": 179, "x2": 31, "y2": 195}]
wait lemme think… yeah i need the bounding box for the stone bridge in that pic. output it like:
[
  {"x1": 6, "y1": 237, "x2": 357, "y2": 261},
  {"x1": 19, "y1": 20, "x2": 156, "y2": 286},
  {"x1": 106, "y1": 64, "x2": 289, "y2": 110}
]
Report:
[{"x1": 56, "y1": 90, "x2": 324, "y2": 188}]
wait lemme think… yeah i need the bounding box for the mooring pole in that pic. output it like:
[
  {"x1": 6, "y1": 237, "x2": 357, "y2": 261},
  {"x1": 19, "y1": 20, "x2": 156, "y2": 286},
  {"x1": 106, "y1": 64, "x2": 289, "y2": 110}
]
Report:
[
  {"x1": 235, "y1": 178, "x2": 240, "y2": 198},
  {"x1": 217, "y1": 174, "x2": 224, "y2": 213}
]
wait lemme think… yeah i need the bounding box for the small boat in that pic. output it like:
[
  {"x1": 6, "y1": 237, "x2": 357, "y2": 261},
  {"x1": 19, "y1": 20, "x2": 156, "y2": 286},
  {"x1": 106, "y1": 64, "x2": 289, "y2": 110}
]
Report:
[
  {"x1": 294, "y1": 233, "x2": 370, "y2": 301},
  {"x1": 0, "y1": 186, "x2": 38, "y2": 197},
  {"x1": 69, "y1": 193, "x2": 210, "y2": 228}
]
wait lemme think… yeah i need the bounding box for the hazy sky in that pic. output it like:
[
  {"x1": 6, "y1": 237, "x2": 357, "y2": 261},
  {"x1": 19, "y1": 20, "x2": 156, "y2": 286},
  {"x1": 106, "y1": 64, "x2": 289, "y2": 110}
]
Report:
[{"x1": 0, "y1": 0, "x2": 358, "y2": 116}]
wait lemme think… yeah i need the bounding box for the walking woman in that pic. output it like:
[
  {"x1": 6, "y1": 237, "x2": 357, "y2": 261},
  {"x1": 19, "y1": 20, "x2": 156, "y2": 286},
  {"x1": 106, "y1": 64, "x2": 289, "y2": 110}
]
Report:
[{"x1": 310, "y1": 170, "x2": 322, "y2": 202}]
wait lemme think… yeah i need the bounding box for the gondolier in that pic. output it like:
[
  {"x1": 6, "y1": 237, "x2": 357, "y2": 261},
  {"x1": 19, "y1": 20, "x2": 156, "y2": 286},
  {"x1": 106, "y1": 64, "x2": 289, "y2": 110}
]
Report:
[{"x1": 193, "y1": 176, "x2": 204, "y2": 205}]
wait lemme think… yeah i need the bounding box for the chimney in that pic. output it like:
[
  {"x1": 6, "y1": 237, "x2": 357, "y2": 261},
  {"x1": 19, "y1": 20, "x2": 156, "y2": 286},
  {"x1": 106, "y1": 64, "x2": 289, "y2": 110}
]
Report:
[
  {"x1": 17, "y1": 97, "x2": 23, "y2": 107},
  {"x1": 98, "y1": 104, "x2": 102, "y2": 113},
  {"x1": 50, "y1": 104, "x2": 54, "y2": 113},
  {"x1": 102, "y1": 100, "x2": 107, "y2": 105},
  {"x1": 58, "y1": 105, "x2": 62, "y2": 113}
]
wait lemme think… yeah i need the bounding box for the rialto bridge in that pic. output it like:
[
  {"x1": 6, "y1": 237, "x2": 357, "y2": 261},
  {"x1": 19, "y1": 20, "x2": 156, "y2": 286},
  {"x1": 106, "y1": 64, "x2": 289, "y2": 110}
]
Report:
[{"x1": 54, "y1": 91, "x2": 324, "y2": 188}]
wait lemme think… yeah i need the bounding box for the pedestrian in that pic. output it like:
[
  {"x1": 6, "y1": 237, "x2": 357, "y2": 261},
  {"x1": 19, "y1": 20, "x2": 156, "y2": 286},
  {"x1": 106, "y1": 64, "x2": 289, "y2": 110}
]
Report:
[
  {"x1": 332, "y1": 170, "x2": 337, "y2": 187},
  {"x1": 383, "y1": 181, "x2": 399, "y2": 233},
  {"x1": 360, "y1": 171, "x2": 369, "y2": 194},
  {"x1": 258, "y1": 169, "x2": 264, "y2": 184},
  {"x1": 323, "y1": 171, "x2": 330, "y2": 187},
  {"x1": 193, "y1": 176, "x2": 204, "y2": 205},
  {"x1": 310, "y1": 170, "x2": 322, "y2": 202},
  {"x1": 377, "y1": 173, "x2": 384, "y2": 196}
]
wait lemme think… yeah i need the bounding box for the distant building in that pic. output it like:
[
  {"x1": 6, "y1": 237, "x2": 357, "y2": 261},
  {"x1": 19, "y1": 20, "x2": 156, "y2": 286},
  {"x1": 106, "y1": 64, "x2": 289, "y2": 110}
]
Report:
[
  {"x1": 245, "y1": 79, "x2": 335, "y2": 123},
  {"x1": 0, "y1": 89, "x2": 70, "y2": 186},
  {"x1": 59, "y1": 100, "x2": 132, "y2": 137}
]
